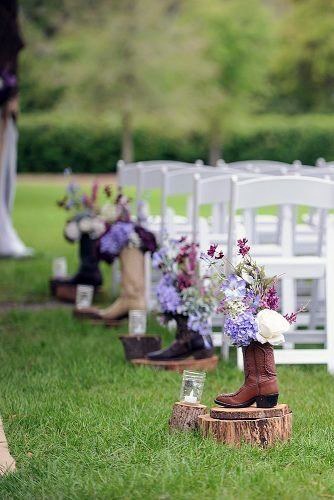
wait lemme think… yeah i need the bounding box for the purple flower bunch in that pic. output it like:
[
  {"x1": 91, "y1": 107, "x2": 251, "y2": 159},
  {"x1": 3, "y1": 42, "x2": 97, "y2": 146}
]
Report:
[
  {"x1": 202, "y1": 238, "x2": 301, "y2": 346},
  {"x1": 153, "y1": 238, "x2": 217, "y2": 335}
]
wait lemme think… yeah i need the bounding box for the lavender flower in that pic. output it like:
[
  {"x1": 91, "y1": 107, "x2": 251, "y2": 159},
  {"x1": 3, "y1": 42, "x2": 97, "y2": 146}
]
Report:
[
  {"x1": 225, "y1": 312, "x2": 259, "y2": 347},
  {"x1": 221, "y1": 275, "x2": 247, "y2": 300}
]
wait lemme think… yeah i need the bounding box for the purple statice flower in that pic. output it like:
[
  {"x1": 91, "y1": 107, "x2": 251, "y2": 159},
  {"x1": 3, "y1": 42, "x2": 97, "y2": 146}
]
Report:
[
  {"x1": 237, "y1": 238, "x2": 250, "y2": 257},
  {"x1": 222, "y1": 274, "x2": 247, "y2": 300},
  {"x1": 188, "y1": 313, "x2": 211, "y2": 336},
  {"x1": 100, "y1": 221, "x2": 134, "y2": 256},
  {"x1": 284, "y1": 312, "x2": 297, "y2": 324},
  {"x1": 207, "y1": 243, "x2": 224, "y2": 259},
  {"x1": 178, "y1": 272, "x2": 193, "y2": 291},
  {"x1": 261, "y1": 285, "x2": 279, "y2": 311},
  {"x1": 224, "y1": 312, "x2": 259, "y2": 347},
  {"x1": 156, "y1": 275, "x2": 181, "y2": 314}
]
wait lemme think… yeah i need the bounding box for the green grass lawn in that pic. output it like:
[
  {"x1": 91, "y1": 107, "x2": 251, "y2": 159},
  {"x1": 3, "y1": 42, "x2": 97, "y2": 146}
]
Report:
[{"x1": 1, "y1": 180, "x2": 334, "y2": 499}]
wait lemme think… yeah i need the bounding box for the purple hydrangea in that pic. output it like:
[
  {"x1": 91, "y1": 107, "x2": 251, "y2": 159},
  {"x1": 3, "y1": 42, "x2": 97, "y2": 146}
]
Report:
[
  {"x1": 100, "y1": 221, "x2": 134, "y2": 256},
  {"x1": 156, "y1": 275, "x2": 181, "y2": 314},
  {"x1": 224, "y1": 312, "x2": 259, "y2": 347}
]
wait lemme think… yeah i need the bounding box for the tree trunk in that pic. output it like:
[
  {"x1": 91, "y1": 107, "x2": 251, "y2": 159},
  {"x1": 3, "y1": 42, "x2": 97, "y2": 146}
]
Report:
[
  {"x1": 209, "y1": 130, "x2": 222, "y2": 167},
  {"x1": 121, "y1": 110, "x2": 134, "y2": 163}
]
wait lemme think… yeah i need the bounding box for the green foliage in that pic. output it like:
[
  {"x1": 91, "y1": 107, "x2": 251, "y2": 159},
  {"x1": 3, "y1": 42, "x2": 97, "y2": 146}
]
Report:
[
  {"x1": 270, "y1": 0, "x2": 334, "y2": 112},
  {"x1": 17, "y1": 113, "x2": 334, "y2": 173}
]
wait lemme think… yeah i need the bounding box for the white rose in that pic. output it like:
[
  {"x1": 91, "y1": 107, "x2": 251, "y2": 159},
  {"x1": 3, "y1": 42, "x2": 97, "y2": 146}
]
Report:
[
  {"x1": 79, "y1": 217, "x2": 93, "y2": 233},
  {"x1": 64, "y1": 220, "x2": 80, "y2": 241},
  {"x1": 256, "y1": 309, "x2": 290, "y2": 346}
]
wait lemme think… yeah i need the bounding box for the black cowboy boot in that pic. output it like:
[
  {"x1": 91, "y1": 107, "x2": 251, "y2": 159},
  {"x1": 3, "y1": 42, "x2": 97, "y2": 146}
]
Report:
[
  {"x1": 146, "y1": 315, "x2": 214, "y2": 361},
  {"x1": 51, "y1": 234, "x2": 102, "y2": 298}
]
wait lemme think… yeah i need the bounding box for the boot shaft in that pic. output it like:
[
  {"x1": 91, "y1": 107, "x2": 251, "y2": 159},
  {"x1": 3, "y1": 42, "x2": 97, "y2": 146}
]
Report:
[
  {"x1": 243, "y1": 341, "x2": 277, "y2": 387},
  {"x1": 119, "y1": 246, "x2": 146, "y2": 301}
]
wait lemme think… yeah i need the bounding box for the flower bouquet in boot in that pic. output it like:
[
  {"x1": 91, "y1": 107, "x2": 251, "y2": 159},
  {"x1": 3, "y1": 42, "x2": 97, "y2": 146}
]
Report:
[
  {"x1": 51, "y1": 172, "x2": 107, "y2": 302},
  {"x1": 146, "y1": 237, "x2": 217, "y2": 362},
  {"x1": 76, "y1": 188, "x2": 157, "y2": 325},
  {"x1": 202, "y1": 239, "x2": 301, "y2": 408}
]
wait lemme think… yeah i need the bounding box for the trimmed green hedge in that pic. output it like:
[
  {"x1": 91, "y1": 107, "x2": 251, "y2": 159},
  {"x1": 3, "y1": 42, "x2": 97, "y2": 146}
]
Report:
[{"x1": 17, "y1": 114, "x2": 334, "y2": 172}]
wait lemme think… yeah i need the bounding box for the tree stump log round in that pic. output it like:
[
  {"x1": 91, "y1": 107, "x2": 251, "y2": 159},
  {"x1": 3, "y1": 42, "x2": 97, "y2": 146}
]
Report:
[
  {"x1": 119, "y1": 335, "x2": 162, "y2": 361},
  {"x1": 131, "y1": 355, "x2": 218, "y2": 373},
  {"x1": 169, "y1": 402, "x2": 208, "y2": 431},
  {"x1": 199, "y1": 404, "x2": 292, "y2": 447}
]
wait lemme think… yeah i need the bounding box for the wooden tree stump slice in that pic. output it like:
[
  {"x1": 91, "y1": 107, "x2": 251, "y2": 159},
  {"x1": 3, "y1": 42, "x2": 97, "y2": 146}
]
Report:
[
  {"x1": 199, "y1": 404, "x2": 292, "y2": 447},
  {"x1": 169, "y1": 402, "x2": 208, "y2": 431},
  {"x1": 131, "y1": 355, "x2": 218, "y2": 373},
  {"x1": 119, "y1": 335, "x2": 162, "y2": 360},
  {"x1": 0, "y1": 418, "x2": 16, "y2": 476},
  {"x1": 210, "y1": 404, "x2": 290, "y2": 421}
]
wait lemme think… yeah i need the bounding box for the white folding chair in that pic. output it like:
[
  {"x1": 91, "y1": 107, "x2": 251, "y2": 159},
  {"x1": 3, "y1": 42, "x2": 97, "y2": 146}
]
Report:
[{"x1": 228, "y1": 176, "x2": 334, "y2": 373}]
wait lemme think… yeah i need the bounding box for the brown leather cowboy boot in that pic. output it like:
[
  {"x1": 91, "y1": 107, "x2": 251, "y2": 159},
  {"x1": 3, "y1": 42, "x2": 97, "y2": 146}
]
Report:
[
  {"x1": 75, "y1": 246, "x2": 146, "y2": 323},
  {"x1": 215, "y1": 341, "x2": 279, "y2": 408}
]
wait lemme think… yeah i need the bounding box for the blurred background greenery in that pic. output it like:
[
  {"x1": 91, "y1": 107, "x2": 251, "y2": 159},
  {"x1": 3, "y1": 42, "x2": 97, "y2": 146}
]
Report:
[{"x1": 17, "y1": 0, "x2": 334, "y2": 170}]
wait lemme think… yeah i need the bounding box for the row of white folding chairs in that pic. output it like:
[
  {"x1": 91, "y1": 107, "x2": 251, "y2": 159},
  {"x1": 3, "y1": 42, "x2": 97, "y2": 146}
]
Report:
[{"x1": 117, "y1": 159, "x2": 332, "y2": 251}]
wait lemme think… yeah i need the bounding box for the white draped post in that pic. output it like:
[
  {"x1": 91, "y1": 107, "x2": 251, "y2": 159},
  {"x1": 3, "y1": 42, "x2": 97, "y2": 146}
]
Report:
[
  {"x1": 0, "y1": 114, "x2": 32, "y2": 257},
  {"x1": 0, "y1": 0, "x2": 33, "y2": 258}
]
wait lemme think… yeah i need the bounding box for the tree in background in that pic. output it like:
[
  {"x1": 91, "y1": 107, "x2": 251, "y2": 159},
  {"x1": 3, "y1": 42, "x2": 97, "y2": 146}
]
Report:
[
  {"x1": 270, "y1": 0, "x2": 334, "y2": 113},
  {"x1": 192, "y1": 0, "x2": 274, "y2": 165},
  {"x1": 20, "y1": 0, "x2": 212, "y2": 162}
]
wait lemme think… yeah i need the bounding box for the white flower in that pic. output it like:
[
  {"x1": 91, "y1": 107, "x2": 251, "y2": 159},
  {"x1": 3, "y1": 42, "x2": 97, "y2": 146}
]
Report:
[
  {"x1": 256, "y1": 309, "x2": 290, "y2": 346},
  {"x1": 100, "y1": 202, "x2": 115, "y2": 222},
  {"x1": 64, "y1": 220, "x2": 80, "y2": 241},
  {"x1": 79, "y1": 217, "x2": 93, "y2": 233},
  {"x1": 128, "y1": 231, "x2": 141, "y2": 248},
  {"x1": 90, "y1": 218, "x2": 106, "y2": 239}
]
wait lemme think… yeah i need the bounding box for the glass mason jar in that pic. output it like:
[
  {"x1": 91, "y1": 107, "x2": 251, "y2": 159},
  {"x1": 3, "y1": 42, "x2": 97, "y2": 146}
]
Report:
[
  {"x1": 76, "y1": 285, "x2": 94, "y2": 309},
  {"x1": 180, "y1": 370, "x2": 206, "y2": 405},
  {"x1": 52, "y1": 257, "x2": 67, "y2": 278},
  {"x1": 129, "y1": 310, "x2": 147, "y2": 335}
]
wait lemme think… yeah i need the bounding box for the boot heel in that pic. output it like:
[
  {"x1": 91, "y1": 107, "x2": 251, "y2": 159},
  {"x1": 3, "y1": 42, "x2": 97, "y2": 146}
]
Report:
[
  {"x1": 193, "y1": 349, "x2": 214, "y2": 359},
  {"x1": 255, "y1": 394, "x2": 278, "y2": 408}
]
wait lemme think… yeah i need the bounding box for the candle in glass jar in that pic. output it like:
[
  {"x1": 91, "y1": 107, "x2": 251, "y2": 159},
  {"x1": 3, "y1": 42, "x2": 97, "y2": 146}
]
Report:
[{"x1": 184, "y1": 390, "x2": 197, "y2": 404}]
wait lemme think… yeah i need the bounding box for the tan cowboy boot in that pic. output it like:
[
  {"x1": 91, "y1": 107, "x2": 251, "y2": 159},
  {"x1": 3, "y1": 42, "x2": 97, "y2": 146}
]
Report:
[
  {"x1": 214, "y1": 341, "x2": 279, "y2": 408},
  {"x1": 76, "y1": 247, "x2": 146, "y2": 324},
  {"x1": 0, "y1": 418, "x2": 16, "y2": 476}
]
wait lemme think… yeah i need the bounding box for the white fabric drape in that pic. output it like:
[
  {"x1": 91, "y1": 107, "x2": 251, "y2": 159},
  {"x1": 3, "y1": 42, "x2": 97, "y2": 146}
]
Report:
[{"x1": 0, "y1": 115, "x2": 32, "y2": 257}]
